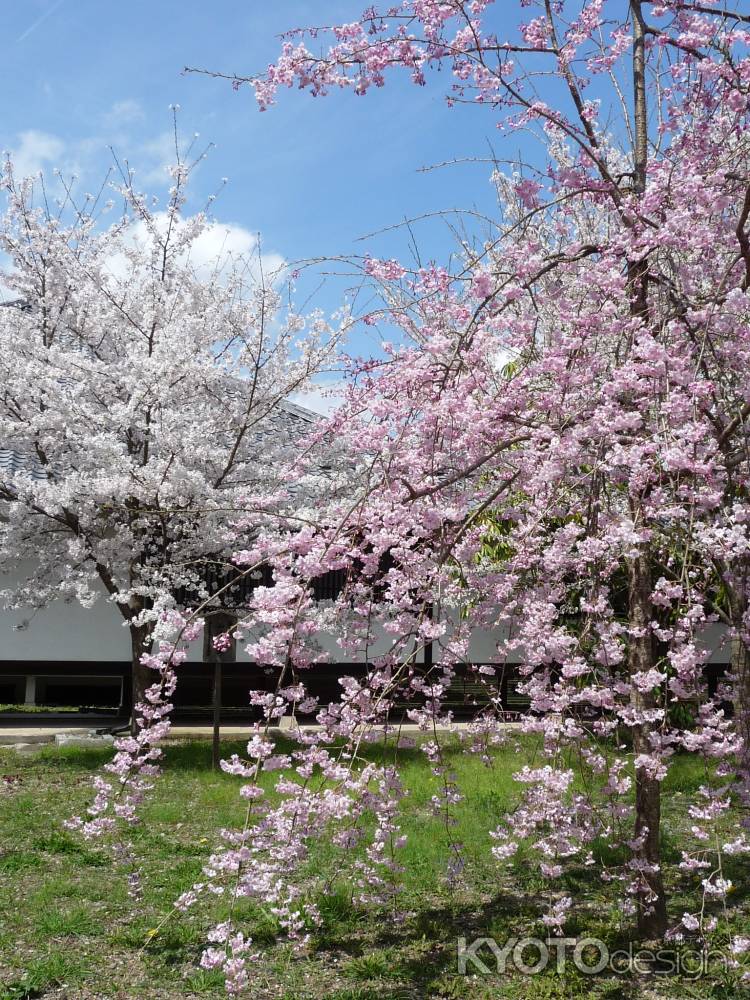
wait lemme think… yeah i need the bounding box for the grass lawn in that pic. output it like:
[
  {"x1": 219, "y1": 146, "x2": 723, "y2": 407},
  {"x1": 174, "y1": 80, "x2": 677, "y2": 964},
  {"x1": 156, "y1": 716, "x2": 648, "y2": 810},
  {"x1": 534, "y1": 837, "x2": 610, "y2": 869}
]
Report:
[{"x1": 0, "y1": 736, "x2": 748, "y2": 1000}]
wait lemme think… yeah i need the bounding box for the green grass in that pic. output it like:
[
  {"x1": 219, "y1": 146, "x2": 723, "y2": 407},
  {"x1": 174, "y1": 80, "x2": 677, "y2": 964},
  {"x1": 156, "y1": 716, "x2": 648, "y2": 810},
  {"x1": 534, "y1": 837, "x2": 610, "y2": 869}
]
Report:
[
  {"x1": 0, "y1": 738, "x2": 748, "y2": 999},
  {"x1": 0, "y1": 704, "x2": 82, "y2": 713}
]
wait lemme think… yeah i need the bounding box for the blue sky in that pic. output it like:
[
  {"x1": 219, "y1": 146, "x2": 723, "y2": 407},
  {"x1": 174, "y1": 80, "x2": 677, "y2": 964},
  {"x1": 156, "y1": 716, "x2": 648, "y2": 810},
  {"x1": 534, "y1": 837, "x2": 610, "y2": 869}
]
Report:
[{"x1": 0, "y1": 1, "x2": 524, "y2": 401}]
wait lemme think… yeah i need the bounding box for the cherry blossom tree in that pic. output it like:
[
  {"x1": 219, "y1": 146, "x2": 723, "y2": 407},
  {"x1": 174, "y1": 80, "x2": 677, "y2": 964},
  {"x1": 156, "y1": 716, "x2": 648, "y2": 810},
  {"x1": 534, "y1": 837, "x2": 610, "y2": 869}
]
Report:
[
  {"x1": 0, "y1": 147, "x2": 345, "y2": 727},
  {"x1": 68, "y1": 2, "x2": 750, "y2": 989}
]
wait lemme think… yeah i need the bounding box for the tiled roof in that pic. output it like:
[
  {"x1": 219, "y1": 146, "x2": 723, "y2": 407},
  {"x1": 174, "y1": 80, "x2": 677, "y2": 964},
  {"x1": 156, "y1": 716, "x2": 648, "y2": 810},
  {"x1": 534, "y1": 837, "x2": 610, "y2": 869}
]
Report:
[
  {"x1": 0, "y1": 296, "x2": 327, "y2": 492},
  {"x1": 0, "y1": 448, "x2": 47, "y2": 483},
  {"x1": 0, "y1": 298, "x2": 31, "y2": 311},
  {"x1": 0, "y1": 399, "x2": 324, "y2": 494}
]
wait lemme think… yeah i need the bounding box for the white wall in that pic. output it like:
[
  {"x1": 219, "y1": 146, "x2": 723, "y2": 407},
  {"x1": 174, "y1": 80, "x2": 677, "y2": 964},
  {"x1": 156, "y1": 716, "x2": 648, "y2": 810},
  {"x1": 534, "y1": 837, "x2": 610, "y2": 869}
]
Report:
[
  {"x1": 0, "y1": 565, "x2": 131, "y2": 661},
  {"x1": 0, "y1": 561, "x2": 734, "y2": 666},
  {"x1": 435, "y1": 610, "x2": 522, "y2": 664},
  {"x1": 699, "y1": 623, "x2": 732, "y2": 664}
]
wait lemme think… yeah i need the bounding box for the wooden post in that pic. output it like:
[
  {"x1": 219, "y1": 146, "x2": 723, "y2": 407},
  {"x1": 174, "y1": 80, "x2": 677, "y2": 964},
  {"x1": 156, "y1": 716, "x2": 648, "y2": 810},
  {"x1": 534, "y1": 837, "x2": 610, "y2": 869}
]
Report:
[
  {"x1": 129, "y1": 622, "x2": 153, "y2": 736},
  {"x1": 628, "y1": 548, "x2": 668, "y2": 939},
  {"x1": 204, "y1": 611, "x2": 237, "y2": 771}
]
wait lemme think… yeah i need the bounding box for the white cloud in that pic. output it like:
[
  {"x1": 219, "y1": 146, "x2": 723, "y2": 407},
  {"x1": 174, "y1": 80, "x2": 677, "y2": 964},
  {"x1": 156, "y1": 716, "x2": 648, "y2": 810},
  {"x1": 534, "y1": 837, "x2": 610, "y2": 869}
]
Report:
[
  {"x1": 5, "y1": 121, "x2": 175, "y2": 191},
  {"x1": 2, "y1": 124, "x2": 286, "y2": 293},
  {"x1": 132, "y1": 131, "x2": 176, "y2": 185},
  {"x1": 0, "y1": 249, "x2": 15, "y2": 303},
  {"x1": 8, "y1": 130, "x2": 65, "y2": 179},
  {"x1": 3, "y1": 113, "x2": 219, "y2": 204},
  {"x1": 187, "y1": 220, "x2": 285, "y2": 280},
  {"x1": 290, "y1": 381, "x2": 346, "y2": 416},
  {"x1": 103, "y1": 99, "x2": 144, "y2": 128},
  {"x1": 103, "y1": 213, "x2": 285, "y2": 286}
]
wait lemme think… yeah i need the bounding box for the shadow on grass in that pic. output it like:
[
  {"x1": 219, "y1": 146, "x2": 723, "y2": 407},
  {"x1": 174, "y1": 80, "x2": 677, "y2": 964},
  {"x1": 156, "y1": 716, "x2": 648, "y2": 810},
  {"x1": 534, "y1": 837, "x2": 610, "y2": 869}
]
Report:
[
  {"x1": 310, "y1": 889, "x2": 551, "y2": 985},
  {"x1": 29, "y1": 733, "x2": 501, "y2": 776},
  {"x1": 0, "y1": 952, "x2": 86, "y2": 1000}
]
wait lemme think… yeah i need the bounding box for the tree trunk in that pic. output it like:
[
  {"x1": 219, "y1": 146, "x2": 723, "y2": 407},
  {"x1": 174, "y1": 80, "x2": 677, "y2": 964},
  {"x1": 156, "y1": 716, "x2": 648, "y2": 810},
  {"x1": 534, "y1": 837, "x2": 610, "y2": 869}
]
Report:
[
  {"x1": 630, "y1": 1, "x2": 648, "y2": 196},
  {"x1": 212, "y1": 657, "x2": 222, "y2": 770},
  {"x1": 624, "y1": 4, "x2": 666, "y2": 939},
  {"x1": 728, "y1": 589, "x2": 750, "y2": 769},
  {"x1": 204, "y1": 611, "x2": 237, "y2": 770},
  {"x1": 628, "y1": 549, "x2": 668, "y2": 939},
  {"x1": 130, "y1": 622, "x2": 154, "y2": 736}
]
